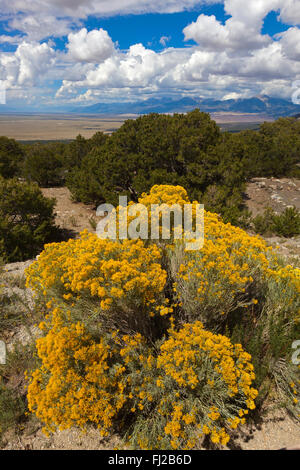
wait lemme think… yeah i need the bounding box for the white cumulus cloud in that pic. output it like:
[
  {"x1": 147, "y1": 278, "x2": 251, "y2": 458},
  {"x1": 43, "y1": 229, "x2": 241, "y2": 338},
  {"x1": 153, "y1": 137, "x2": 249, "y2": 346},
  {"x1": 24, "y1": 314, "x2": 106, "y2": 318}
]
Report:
[
  {"x1": 67, "y1": 28, "x2": 116, "y2": 63},
  {"x1": 278, "y1": 27, "x2": 300, "y2": 61},
  {"x1": 0, "y1": 41, "x2": 55, "y2": 87},
  {"x1": 0, "y1": 0, "x2": 214, "y2": 19},
  {"x1": 9, "y1": 14, "x2": 74, "y2": 41},
  {"x1": 1, "y1": 0, "x2": 300, "y2": 106},
  {"x1": 279, "y1": 0, "x2": 300, "y2": 25}
]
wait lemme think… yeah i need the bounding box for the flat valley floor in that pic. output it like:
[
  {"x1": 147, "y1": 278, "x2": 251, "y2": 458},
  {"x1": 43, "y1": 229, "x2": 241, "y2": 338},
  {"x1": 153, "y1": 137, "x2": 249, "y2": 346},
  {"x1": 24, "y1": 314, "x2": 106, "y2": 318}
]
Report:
[
  {"x1": 0, "y1": 114, "x2": 128, "y2": 140},
  {"x1": 0, "y1": 113, "x2": 272, "y2": 141}
]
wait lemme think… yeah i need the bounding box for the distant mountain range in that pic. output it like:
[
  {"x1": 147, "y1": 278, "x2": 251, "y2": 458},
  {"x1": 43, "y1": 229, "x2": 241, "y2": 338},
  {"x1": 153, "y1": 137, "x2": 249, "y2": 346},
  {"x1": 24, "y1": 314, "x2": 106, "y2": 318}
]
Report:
[
  {"x1": 73, "y1": 95, "x2": 300, "y2": 118},
  {"x1": 1, "y1": 95, "x2": 300, "y2": 119}
]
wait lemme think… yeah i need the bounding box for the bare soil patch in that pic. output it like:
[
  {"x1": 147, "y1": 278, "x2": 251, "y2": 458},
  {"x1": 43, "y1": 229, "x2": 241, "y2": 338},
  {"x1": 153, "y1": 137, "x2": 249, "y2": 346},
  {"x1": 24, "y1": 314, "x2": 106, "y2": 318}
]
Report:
[
  {"x1": 41, "y1": 187, "x2": 100, "y2": 237},
  {"x1": 245, "y1": 177, "x2": 300, "y2": 217},
  {"x1": 232, "y1": 410, "x2": 300, "y2": 450},
  {"x1": 2, "y1": 410, "x2": 299, "y2": 450},
  {"x1": 245, "y1": 177, "x2": 300, "y2": 261}
]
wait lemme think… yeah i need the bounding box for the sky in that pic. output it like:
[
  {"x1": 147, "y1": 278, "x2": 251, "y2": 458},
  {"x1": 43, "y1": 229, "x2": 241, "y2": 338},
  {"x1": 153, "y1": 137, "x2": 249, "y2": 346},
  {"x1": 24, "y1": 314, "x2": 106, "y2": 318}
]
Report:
[{"x1": 0, "y1": 0, "x2": 300, "y2": 111}]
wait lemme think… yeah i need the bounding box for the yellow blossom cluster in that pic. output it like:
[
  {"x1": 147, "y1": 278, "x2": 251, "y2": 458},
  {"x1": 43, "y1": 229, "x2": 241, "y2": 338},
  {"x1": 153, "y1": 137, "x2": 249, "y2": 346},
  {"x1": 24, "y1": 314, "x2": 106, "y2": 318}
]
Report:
[
  {"x1": 26, "y1": 233, "x2": 167, "y2": 327},
  {"x1": 172, "y1": 208, "x2": 299, "y2": 324},
  {"x1": 110, "y1": 184, "x2": 201, "y2": 246},
  {"x1": 27, "y1": 308, "x2": 127, "y2": 435},
  {"x1": 154, "y1": 322, "x2": 257, "y2": 448},
  {"x1": 138, "y1": 184, "x2": 190, "y2": 207},
  {"x1": 290, "y1": 380, "x2": 300, "y2": 409},
  {"x1": 270, "y1": 265, "x2": 300, "y2": 296},
  {"x1": 116, "y1": 321, "x2": 257, "y2": 450}
]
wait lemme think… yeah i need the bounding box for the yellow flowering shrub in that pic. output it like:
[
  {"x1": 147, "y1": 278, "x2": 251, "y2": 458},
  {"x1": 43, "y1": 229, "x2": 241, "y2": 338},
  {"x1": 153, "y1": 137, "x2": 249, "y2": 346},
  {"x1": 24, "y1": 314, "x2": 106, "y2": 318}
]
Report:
[
  {"x1": 27, "y1": 307, "x2": 127, "y2": 436},
  {"x1": 118, "y1": 322, "x2": 257, "y2": 450},
  {"x1": 25, "y1": 184, "x2": 300, "y2": 448},
  {"x1": 110, "y1": 184, "x2": 202, "y2": 248},
  {"x1": 170, "y1": 211, "x2": 299, "y2": 327},
  {"x1": 26, "y1": 234, "x2": 167, "y2": 337},
  {"x1": 27, "y1": 312, "x2": 258, "y2": 448},
  {"x1": 138, "y1": 184, "x2": 190, "y2": 208}
]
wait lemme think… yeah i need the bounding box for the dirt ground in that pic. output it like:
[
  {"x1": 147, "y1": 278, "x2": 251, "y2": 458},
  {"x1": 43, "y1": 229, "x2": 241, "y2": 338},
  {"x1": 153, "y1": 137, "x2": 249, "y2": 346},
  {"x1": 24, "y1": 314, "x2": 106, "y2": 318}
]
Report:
[
  {"x1": 41, "y1": 187, "x2": 101, "y2": 236},
  {"x1": 2, "y1": 408, "x2": 300, "y2": 450},
  {"x1": 2, "y1": 426, "x2": 122, "y2": 450},
  {"x1": 245, "y1": 177, "x2": 300, "y2": 217}
]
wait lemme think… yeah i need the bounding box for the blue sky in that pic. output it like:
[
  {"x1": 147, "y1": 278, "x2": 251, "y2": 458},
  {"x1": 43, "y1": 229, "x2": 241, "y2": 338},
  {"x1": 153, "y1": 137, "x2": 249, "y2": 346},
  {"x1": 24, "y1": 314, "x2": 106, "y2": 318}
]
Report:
[
  {"x1": 85, "y1": 7, "x2": 228, "y2": 51},
  {"x1": 86, "y1": 7, "x2": 290, "y2": 51},
  {"x1": 0, "y1": 0, "x2": 300, "y2": 111}
]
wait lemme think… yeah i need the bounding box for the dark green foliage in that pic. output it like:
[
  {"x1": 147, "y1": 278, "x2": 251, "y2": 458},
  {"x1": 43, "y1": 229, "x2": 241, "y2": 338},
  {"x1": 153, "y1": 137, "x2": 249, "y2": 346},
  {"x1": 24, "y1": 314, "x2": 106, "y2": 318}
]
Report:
[
  {"x1": 66, "y1": 147, "x2": 106, "y2": 203},
  {"x1": 252, "y1": 207, "x2": 277, "y2": 236},
  {"x1": 220, "y1": 119, "x2": 300, "y2": 179},
  {"x1": 100, "y1": 110, "x2": 222, "y2": 206},
  {"x1": 64, "y1": 134, "x2": 90, "y2": 169},
  {"x1": 259, "y1": 118, "x2": 300, "y2": 178},
  {"x1": 272, "y1": 207, "x2": 300, "y2": 237},
  {"x1": 22, "y1": 132, "x2": 109, "y2": 188},
  {"x1": 88, "y1": 131, "x2": 109, "y2": 149},
  {"x1": 1, "y1": 112, "x2": 300, "y2": 227},
  {"x1": 0, "y1": 137, "x2": 25, "y2": 179},
  {"x1": 66, "y1": 112, "x2": 300, "y2": 225},
  {"x1": 64, "y1": 132, "x2": 108, "y2": 170},
  {"x1": 253, "y1": 207, "x2": 300, "y2": 237},
  {"x1": 67, "y1": 110, "x2": 247, "y2": 223},
  {"x1": 0, "y1": 178, "x2": 59, "y2": 262},
  {"x1": 23, "y1": 142, "x2": 66, "y2": 187}
]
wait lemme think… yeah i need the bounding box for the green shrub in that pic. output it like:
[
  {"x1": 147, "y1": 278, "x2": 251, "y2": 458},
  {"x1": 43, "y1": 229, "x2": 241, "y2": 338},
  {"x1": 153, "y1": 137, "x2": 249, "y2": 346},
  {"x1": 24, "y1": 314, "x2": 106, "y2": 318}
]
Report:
[
  {"x1": 23, "y1": 142, "x2": 66, "y2": 187},
  {"x1": 272, "y1": 207, "x2": 300, "y2": 238},
  {"x1": 258, "y1": 118, "x2": 300, "y2": 177},
  {"x1": 0, "y1": 178, "x2": 60, "y2": 262},
  {"x1": 64, "y1": 133, "x2": 108, "y2": 170},
  {"x1": 253, "y1": 207, "x2": 300, "y2": 238},
  {"x1": 0, "y1": 137, "x2": 25, "y2": 179},
  {"x1": 66, "y1": 110, "x2": 249, "y2": 224},
  {"x1": 252, "y1": 207, "x2": 276, "y2": 236},
  {"x1": 66, "y1": 148, "x2": 105, "y2": 203},
  {"x1": 66, "y1": 113, "x2": 300, "y2": 226},
  {"x1": 20, "y1": 133, "x2": 108, "y2": 189}
]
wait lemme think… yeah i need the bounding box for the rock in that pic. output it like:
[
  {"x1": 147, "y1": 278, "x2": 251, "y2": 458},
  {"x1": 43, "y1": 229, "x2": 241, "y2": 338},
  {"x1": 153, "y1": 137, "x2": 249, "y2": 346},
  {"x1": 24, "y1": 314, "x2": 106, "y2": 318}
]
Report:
[
  {"x1": 4, "y1": 260, "x2": 34, "y2": 277},
  {"x1": 7, "y1": 325, "x2": 42, "y2": 350}
]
